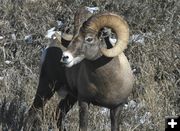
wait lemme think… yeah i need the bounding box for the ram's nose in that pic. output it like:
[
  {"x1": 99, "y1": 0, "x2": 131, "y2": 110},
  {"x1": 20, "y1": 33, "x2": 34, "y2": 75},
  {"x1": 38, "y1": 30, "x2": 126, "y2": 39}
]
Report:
[{"x1": 61, "y1": 51, "x2": 73, "y2": 64}]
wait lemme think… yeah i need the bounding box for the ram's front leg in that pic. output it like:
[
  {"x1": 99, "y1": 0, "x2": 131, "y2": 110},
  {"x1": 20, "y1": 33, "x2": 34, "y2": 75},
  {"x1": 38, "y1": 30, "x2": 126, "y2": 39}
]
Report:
[
  {"x1": 110, "y1": 104, "x2": 124, "y2": 131},
  {"x1": 79, "y1": 101, "x2": 89, "y2": 131}
]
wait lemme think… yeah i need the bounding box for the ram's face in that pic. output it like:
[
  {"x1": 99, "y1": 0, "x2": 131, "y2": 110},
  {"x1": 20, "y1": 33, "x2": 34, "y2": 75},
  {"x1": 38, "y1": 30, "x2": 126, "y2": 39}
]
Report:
[
  {"x1": 61, "y1": 13, "x2": 129, "y2": 68},
  {"x1": 61, "y1": 30, "x2": 100, "y2": 67}
]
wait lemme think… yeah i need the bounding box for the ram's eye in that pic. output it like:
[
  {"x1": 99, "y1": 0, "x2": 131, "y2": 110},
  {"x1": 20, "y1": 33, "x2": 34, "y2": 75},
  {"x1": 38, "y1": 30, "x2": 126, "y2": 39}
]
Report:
[{"x1": 85, "y1": 37, "x2": 94, "y2": 43}]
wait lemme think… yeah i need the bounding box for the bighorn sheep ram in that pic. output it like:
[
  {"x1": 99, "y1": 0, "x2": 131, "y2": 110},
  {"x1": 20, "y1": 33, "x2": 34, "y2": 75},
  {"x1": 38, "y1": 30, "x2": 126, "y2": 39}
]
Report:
[{"x1": 59, "y1": 12, "x2": 134, "y2": 131}]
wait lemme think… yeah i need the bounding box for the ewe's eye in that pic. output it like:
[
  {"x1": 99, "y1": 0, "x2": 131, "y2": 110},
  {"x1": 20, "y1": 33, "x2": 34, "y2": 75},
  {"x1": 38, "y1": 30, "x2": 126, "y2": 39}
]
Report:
[{"x1": 85, "y1": 37, "x2": 94, "y2": 43}]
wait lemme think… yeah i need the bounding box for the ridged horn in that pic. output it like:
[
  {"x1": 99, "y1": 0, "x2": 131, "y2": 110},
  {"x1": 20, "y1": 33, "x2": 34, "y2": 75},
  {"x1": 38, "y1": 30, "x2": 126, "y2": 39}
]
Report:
[
  {"x1": 83, "y1": 13, "x2": 129, "y2": 57},
  {"x1": 74, "y1": 6, "x2": 93, "y2": 35}
]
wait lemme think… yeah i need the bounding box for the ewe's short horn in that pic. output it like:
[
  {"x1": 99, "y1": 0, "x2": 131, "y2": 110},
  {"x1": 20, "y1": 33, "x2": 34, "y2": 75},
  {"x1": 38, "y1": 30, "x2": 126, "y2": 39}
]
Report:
[
  {"x1": 55, "y1": 32, "x2": 73, "y2": 42},
  {"x1": 84, "y1": 13, "x2": 129, "y2": 57}
]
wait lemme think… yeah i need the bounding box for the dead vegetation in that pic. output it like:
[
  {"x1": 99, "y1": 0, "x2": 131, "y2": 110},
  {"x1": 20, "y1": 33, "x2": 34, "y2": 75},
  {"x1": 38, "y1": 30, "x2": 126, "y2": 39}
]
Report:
[{"x1": 0, "y1": 0, "x2": 179, "y2": 130}]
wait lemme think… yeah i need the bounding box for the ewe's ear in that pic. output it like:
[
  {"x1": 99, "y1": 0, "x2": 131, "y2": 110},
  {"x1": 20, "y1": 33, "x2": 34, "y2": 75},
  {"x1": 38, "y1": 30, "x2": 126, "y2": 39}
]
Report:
[
  {"x1": 55, "y1": 32, "x2": 73, "y2": 48},
  {"x1": 61, "y1": 37, "x2": 71, "y2": 48}
]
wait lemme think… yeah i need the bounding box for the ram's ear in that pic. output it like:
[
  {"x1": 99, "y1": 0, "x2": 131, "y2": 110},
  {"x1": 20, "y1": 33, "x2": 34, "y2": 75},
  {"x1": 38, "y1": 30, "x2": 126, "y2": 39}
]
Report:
[{"x1": 55, "y1": 32, "x2": 73, "y2": 48}]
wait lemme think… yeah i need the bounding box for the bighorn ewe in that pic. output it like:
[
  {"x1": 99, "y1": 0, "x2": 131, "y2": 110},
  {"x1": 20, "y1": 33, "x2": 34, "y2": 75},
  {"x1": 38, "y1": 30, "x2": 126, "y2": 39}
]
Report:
[
  {"x1": 22, "y1": 36, "x2": 76, "y2": 130},
  {"x1": 60, "y1": 12, "x2": 134, "y2": 131},
  {"x1": 23, "y1": 7, "x2": 94, "y2": 131}
]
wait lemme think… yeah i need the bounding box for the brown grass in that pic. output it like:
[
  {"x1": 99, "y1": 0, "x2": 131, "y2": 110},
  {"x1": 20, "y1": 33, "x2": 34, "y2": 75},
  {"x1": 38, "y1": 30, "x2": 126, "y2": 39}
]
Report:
[{"x1": 0, "y1": 0, "x2": 179, "y2": 130}]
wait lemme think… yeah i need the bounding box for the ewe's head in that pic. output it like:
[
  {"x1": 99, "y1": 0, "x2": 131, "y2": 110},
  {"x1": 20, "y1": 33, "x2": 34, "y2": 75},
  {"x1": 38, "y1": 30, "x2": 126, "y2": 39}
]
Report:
[{"x1": 61, "y1": 13, "x2": 129, "y2": 67}]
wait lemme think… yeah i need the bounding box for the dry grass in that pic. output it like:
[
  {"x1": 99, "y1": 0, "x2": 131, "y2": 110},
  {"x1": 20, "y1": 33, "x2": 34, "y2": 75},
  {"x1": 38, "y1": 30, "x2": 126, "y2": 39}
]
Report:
[{"x1": 0, "y1": 0, "x2": 179, "y2": 130}]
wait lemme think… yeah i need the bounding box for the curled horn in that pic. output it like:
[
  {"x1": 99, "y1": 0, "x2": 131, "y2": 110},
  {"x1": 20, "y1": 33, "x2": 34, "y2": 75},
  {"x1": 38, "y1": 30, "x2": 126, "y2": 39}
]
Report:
[
  {"x1": 83, "y1": 13, "x2": 129, "y2": 57},
  {"x1": 74, "y1": 6, "x2": 93, "y2": 35}
]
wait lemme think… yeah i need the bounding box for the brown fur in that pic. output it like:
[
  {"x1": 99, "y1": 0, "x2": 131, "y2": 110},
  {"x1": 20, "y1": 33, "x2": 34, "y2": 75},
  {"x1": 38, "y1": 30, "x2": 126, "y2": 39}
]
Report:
[{"x1": 61, "y1": 13, "x2": 134, "y2": 131}]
